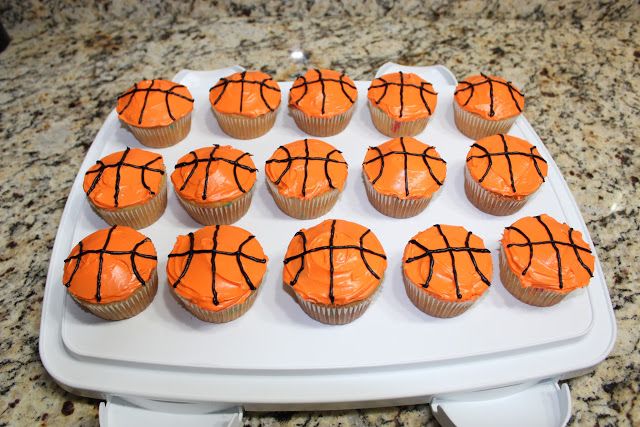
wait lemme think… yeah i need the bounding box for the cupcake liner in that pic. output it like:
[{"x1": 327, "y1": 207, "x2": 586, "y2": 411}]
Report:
[
  {"x1": 293, "y1": 291, "x2": 377, "y2": 325},
  {"x1": 363, "y1": 172, "x2": 434, "y2": 218},
  {"x1": 176, "y1": 187, "x2": 254, "y2": 225},
  {"x1": 70, "y1": 270, "x2": 158, "y2": 321},
  {"x1": 368, "y1": 102, "x2": 430, "y2": 137},
  {"x1": 170, "y1": 285, "x2": 260, "y2": 323},
  {"x1": 89, "y1": 176, "x2": 168, "y2": 229},
  {"x1": 453, "y1": 101, "x2": 518, "y2": 140},
  {"x1": 464, "y1": 167, "x2": 529, "y2": 216},
  {"x1": 266, "y1": 179, "x2": 341, "y2": 219},
  {"x1": 499, "y1": 249, "x2": 566, "y2": 307},
  {"x1": 289, "y1": 104, "x2": 355, "y2": 137},
  {"x1": 125, "y1": 113, "x2": 192, "y2": 148},
  {"x1": 212, "y1": 108, "x2": 278, "y2": 139},
  {"x1": 403, "y1": 271, "x2": 476, "y2": 318}
]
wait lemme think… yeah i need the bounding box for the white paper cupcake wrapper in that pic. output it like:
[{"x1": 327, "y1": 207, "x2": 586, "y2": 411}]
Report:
[
  {"x1": 176, "y1": 187, "x2": 254, "y2": 225},
  {"x1": 363, "y1": 171, "x2": 434, "y2": 218},
  {"x1": 212, "y1": 108, "x2": 278, "y2": 139},
  {"x1": 499, "y1": 249, "x2": 566, "y2": 307},
  {"x1": 125, "y1": 113, "x2": 192, "y2": 148},
  {"x1": 70, "y1": 270, "x2": 158, "y2": 321},
  {"x1": 289, "y1": 104, "x2": 355, "y2": 137},
  {"x1": 89, "y1": 177, "x2": 168, "y2": 229},
  {"x1": 403, "y1": 271, "x2": 477, "y2": 318},
  {"x1": 464, "y1": 167, "x2": 529, "y2": 216},
  {"x1": 294, "y1": 291, "x2": 376, "y2": 325},
  {"x1": 266, "y1": 179, "x2": 341, "y2": 219},
  {"x1": 171, "y1": 285, "x2": 260, "y2": 323},
  {"x1": 453, "y1": 101, "x2": 518, "y2": 140},
  {"x1": 368, "y1": 102, "x2": 430, "y2": 137}
]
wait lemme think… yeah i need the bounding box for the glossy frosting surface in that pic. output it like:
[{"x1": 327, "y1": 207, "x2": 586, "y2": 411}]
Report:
[
  {"x1": 403, "y1": 224, "x2": 492, "y2": 302},
  {"x1": 501, "y1": 214, "x2": 595, "y2": 293},
  {"x1": 62, "y1": 226, "x2": 157, "y2": 304},
  {"x1": 209, "y1": 70, "x2": 281, "y2": 117},
  {"x1": 167, "y1": 225, "x2": 267, "y2": 311},
  {"x1": 117, "y1": 79, "x2": 194, "y2": 127},
  {"x1": 289, "y1": 69, "x2": 357, "y2": 117},
  {"x1": 367, "y1": 72, "x2": 438, "y2": 121},
  {"x1": 454, "y1": 74, "x2": 524, "y2": 121},
  {"x1": 283, "y1": 219, "x2": 387, "y2": 306}
]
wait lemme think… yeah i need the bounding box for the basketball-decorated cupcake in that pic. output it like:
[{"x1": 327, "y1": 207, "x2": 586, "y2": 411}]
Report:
[
  {"x1": 367, "y1": 71, "x2": 438, "y2": 137},
  {"x1": 501, "y1": 214, "x2": 595, "y2": 307},
  {"x1": 265, "y1": 139, "x2": 348, "y2": 219},
  {"x1": 117, "y1": 79, "x2": 194, "y2": 147},
  {"x1": 362, "y1": 137, "x2": 447, "y2": 218},
  {"x1": 83, "y1": 148, "x2": 166, "y2": 229},
  {"x1": 167, "y1": 225, "x2": 267, "y2": 323},
  {"x1": 403, "y1": 224, "x2": 492, "y2": 318},
  {"x1": 289, "y1": 69, "x2": 357, "y2": 136},
  {"x1": 63, "y1": 225, "x2": 158, "y2": 320},
  {"x1": 209, "y1": 71, "x2": 281, "y2": 139},
  {"x1": 454, "y1": 73, "x2": 524, "y2": 139},
  {"x1": 171, "y1": 145, "x2": 257, "y2": 225},
  {"x1": 465, "y1": 134, "x2": 548, "y2": 216},
  {"x1": 283, "y1": 219, "x2": 387, "y2": 324}
]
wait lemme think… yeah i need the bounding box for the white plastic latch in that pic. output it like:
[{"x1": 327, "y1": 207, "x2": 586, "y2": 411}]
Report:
[
  {"x1": 99, "y1": 396, "x2": 243, "y2": 427},
  {"x1": 431, "y1": 380, "x2": 571, "y2": 427}
]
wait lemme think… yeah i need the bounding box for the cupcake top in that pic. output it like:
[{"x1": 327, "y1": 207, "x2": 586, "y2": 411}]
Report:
[
  {"x1": 367, "y1": 72, "x2": 438, "y2": 122},
  {"x1": 362, "y1": 137, "x2": 447, "y2": 200},
  {"x1": 289, "y1": 69, "x2": 357, "y2": 118},
  {"x1": 283, "y1": 219, "x2": 387, "y2": 306},
  {"x1": 117, "y1": 79, "x2": 194, "y2": 127},
  {"x1": 167, "y1": 225, "x2": 267, "y2": 311},
  {"x1": 63, "y1": 225, "x2": 157, "y2": 304},
  {"x1": 209, "y1": 70, "x2": 281, "y2": 118},
  {"x1": 265, "y1": 139, "x2": 348, "y2": 199},
  {"x1": 501, "y1": 214, "x2": 594, "y2": 294},
  {"x1": 83, "y1": 147, "x2": 165, "y2": 210},
  {"x1": 403, "y1": 224, "x2": 492, "y2": 302},
  {"x1": 454, "y1": 74, "x2": 524, "y2": 121},
  {"x1": 171, "y1": 145, "x2": 257, "y2": 204},
  {"x1": 466, "y1": 134, "x2": 548, "y2": 198}
]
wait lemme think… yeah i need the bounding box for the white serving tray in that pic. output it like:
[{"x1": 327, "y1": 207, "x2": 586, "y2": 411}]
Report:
[{"x1": 40, "y1": 64, "x2": 616, "y2": 426}]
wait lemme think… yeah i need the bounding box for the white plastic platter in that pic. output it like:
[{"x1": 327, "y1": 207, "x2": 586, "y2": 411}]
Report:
[{"x1": 55, "y1": 66, "x2": 599, "y2": 373}]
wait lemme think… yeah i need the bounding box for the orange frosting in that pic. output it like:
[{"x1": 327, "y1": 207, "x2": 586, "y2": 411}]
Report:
[
  {"x1": 167, "y1": 225, "x2": 267, "y2": 311},
  {"x1": 209, "y1": 71, "x2": 281, "y2": 118},
  {"x1": 289, "y1": 69, "x2": 357, "y2": 118},
  {"x1": 403, "y1": 224, "x2": 493, "y2": 302},
  {"x1": 501, "y1": 214, "x2": 595, "y2": 294},
  {"x1": 367, "y1": 72, "x2": 438, "y2": 122},
  {"x1": 117, "y1": 79, "x2": 194, "y2": 128},
  {"x1": 265, "y1": 139, "x2": 348, "y2": 199},
  {"x1": 63, "y1": 225, "x2": 157, "y2": 304},
  {"x1": 83, "y1": 148, "x2": 165, "y2": 210},
  {"x1": 283, "y1": 219, "x2": 387, "y2": 306},
  {"x1": 466, "y1": 134, "x2": 548, "y2": 199},
  {"x1": 171, "y1": 145, "x2": 257, "y2": 204},
  {"x1": 362, "y1": 137, "x2": 447, "y2": 200},
  {"x1": 454, "y1": 74, "x2": 524, "y2": 121}
]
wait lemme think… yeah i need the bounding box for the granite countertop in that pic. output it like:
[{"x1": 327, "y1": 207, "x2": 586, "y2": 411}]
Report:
[{"x1": 1, "y1": 1, "x2": 638, "y2": 426}]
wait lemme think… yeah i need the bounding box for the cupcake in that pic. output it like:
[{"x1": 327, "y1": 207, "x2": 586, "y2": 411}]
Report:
[
  {"x1": 362, "y1": 137, "x2": 447, "y2": 218},
  {"x1": 83, "y1": 147, "x2": 167, "y2": 229},
  {"x1": 465, "y1": 134, "x2": 548, "y2": 216},
  {"x1": 367, "y1": 71, "x2": 438, "y2": 137},
  {"x1": 403, "y1": 224, "x2": 492, "y2": 318},
  {"x1": 171, "y1": 145, "x2": 257, "y2": 225},
  {"x1": 209, "y1": 71, "x2": 281, "y2": 139},
  {"x1": 62, "y1": 225, "x2": 158, "y2": 320},
  {"x1": 500, "y1": 214, "x2": 595, "y2": 307},
  {"x1": 265, "y1": 139, "x2": 348, "y2": 219},
  {"x1": 453, "y1": 73, "x2": 524, "y2": 139},
  {"x1": 288, "y1": 69, "x2": 357, "y2": 136},
  {"x1": 283, "y1": 219, "x2": 387, "y2": 325},
  {"x1": 167, "y1": 224, "x2": 267, "y2": 323},
  {"x1": 117, "y1": 79, "x2": 194, "y2": 147}
]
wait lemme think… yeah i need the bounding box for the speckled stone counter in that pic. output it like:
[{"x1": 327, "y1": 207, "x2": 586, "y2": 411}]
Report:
[{"x1": 0, "y1": 2, "x2": 638, "y2": 426}]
